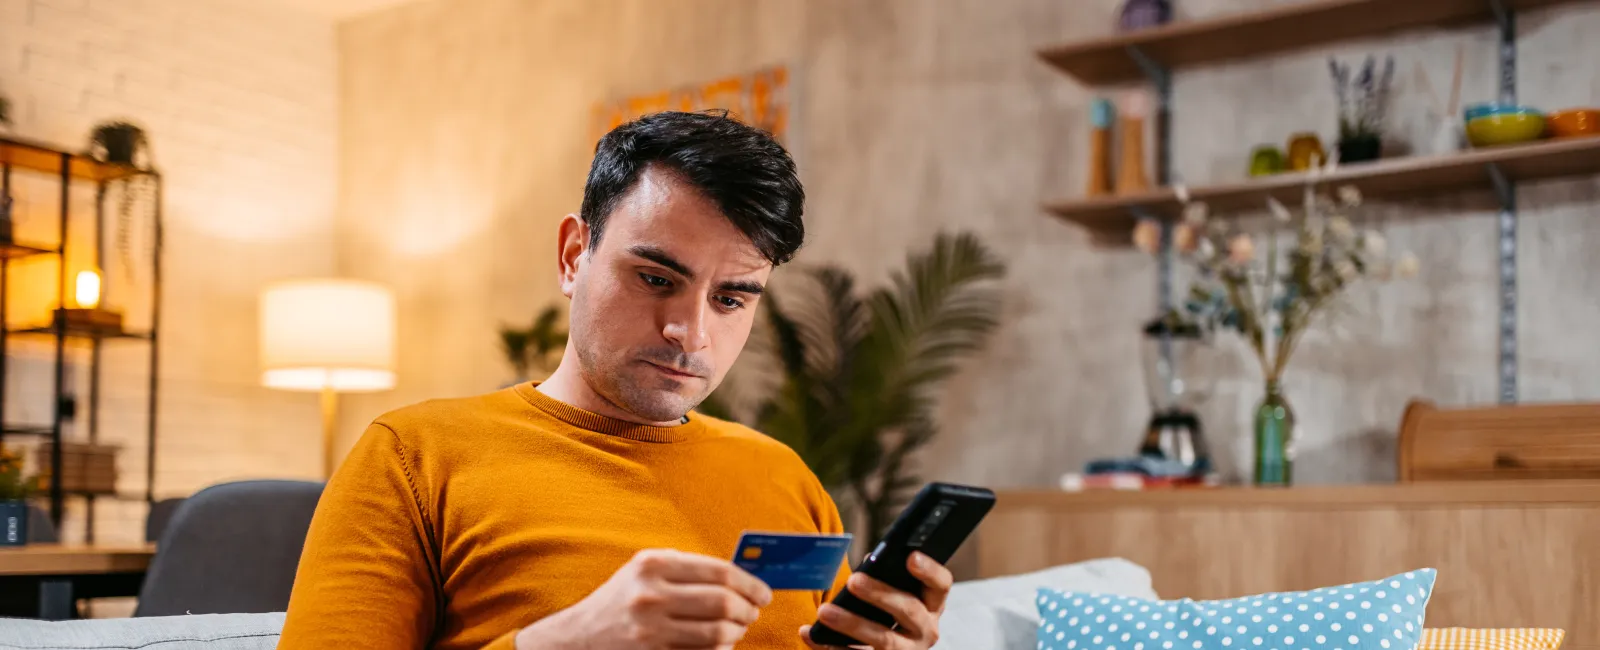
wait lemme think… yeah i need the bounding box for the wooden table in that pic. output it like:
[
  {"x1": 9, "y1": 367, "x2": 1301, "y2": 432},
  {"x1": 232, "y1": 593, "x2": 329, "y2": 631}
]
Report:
[{"x1": 0, "y1": 544, "x2": 155, "y2": 619}]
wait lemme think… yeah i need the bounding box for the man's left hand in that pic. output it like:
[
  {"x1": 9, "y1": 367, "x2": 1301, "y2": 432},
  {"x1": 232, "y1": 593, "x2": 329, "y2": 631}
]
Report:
[{"x1": 799, "y1": 551, "x2": 952, "y2": 650}]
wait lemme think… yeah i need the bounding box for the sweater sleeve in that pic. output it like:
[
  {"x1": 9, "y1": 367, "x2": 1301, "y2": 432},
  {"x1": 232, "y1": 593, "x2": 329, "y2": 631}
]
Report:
[
  {"x1": 806, "y1": 473, "x2": 854, "y2": 605},
  {"x1": 278, "y1": 423, "x2": 443, "y2": 649}
]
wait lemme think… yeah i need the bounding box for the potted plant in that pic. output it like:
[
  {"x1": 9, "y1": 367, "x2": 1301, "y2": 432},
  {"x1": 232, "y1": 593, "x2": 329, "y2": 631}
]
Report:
[
  {"x1": 1330, "y1": 55, "x2": 1395, "y2": 164},
  {"x1": 1132, "y1": 172, "x2": 1416, "y2": 486},
  {"x1": 499, "y1": 305, "x2": 568, "y2": 383},
  {"x1": 87, "y1": 120, "x2": 157, "y2": 282},
  {"x1": 699, "y1": 232, "x2": 1004, "y2": 546},
  {"x1": 89, "y1": 121, "x2": 150, "y2": 168},
  {"x1": 0, "y1": 444, "x2": 39, "y2": 546}
]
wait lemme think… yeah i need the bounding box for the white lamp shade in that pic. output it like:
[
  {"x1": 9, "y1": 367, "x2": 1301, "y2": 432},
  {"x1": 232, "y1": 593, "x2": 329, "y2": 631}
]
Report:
[{"x1": 260, "y1": 279, "x2": 396, "y2": 392}]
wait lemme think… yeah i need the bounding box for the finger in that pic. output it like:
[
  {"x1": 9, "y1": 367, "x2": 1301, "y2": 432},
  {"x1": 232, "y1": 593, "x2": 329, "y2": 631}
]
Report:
[
  {"x1": 907, "y1": 552, "x2": 954, "y2": 613},
  {"x1": 663, "y1": 584, "x2": 761, "y2": 625},
  {"x1": 798, "y1": 624, "x2": 861, "y2": 649},
  {"x1": 798, "y1": 625, "x2": 833, "y2": 649},
  {"x1": 845, "y1": 573, "x2": 936, "y2": 641},
  {"x1": 646, "y1": 551, "x2": 774, "y2": 607},
  {"x1": 662, "y1": 619, "x2": 747, "y2": 648},
  {"x1": 817, "y1": 602, "x2": 901, "y2": 650}
]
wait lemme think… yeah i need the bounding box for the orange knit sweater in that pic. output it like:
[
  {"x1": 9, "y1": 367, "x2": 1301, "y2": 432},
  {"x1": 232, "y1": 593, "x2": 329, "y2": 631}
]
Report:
[{"x1": 278, "y1": 383, "x2": 849, "y2": 650}]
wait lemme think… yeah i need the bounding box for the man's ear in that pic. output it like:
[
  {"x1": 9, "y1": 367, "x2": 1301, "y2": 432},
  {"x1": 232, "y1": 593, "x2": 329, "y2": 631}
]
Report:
[{"x1": 556, "y1": 214, "x2": 588, "y2": 298}]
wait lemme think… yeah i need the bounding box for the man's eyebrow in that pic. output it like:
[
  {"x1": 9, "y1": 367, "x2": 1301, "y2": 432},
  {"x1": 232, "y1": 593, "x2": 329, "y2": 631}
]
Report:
[
  {"x1": 718, "y1": 280, "x2": 765, "y2": 296},
  {"x1": 629, "y1": 245, "x2": 693, "y2": 280}
]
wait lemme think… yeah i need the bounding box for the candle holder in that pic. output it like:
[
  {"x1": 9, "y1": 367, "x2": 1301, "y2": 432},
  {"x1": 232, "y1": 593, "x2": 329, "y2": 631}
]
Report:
[{"x1": 52, "y1": 307, "x2": 125, "y2": 336}]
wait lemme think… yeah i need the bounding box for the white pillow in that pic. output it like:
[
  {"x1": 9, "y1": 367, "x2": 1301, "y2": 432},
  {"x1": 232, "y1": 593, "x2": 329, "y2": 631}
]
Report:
[{"x1": 934, "y1": 557, "x2": 1157, "y2": 650}]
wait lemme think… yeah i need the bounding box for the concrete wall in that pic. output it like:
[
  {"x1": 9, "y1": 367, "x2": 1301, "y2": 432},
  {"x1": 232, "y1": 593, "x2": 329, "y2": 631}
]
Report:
[
  {"x1": 338, "y1": 0, "x2": 1600, "y2": 489},
  {"x1": 1, "y1": 0, "x2": 339, "y2": 542}
]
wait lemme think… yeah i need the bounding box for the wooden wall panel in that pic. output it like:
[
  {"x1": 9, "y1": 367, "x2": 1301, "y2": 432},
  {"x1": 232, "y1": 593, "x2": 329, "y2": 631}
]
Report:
[{"x1": 977, "y1": 483, "x2": 1600, "y2": 650}]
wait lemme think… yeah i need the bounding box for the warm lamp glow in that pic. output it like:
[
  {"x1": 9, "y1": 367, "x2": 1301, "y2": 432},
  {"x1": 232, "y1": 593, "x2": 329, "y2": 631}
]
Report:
[
  {"x1": 75, "y1": 270, "x2": 102, "y2": 309},
  {"x1": 259, "y1": 279, "x2": 396, "y2": 392}
]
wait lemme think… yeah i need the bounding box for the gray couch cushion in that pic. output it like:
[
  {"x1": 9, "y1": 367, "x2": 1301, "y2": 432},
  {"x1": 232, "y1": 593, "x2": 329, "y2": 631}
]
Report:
[{"x1": 0, "y1": 613, "x2": 284, "y2": 649}]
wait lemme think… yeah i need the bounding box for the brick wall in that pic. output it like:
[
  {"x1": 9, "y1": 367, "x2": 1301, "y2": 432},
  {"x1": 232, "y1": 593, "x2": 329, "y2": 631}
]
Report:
[{"x1": 1, "y1": 0, "x2": 340, "y2": 544}]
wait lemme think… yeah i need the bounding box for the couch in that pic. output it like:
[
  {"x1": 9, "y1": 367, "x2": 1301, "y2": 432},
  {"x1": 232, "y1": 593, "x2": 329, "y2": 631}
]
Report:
[{"x1": 0, "y1": 558, "x2": 1156, "y2": 650}]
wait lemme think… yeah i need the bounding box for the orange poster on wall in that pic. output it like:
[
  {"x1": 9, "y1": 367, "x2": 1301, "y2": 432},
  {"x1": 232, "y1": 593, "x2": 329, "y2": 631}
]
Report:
[{"x1": 592, "y1": 66, "x2": 789, "y2": 143}]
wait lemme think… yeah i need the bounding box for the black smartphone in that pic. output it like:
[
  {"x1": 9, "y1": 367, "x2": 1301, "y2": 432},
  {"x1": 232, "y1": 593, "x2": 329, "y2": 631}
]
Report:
[{"x1": 806, "y1": 482, "x2": 996, "y2": 647}]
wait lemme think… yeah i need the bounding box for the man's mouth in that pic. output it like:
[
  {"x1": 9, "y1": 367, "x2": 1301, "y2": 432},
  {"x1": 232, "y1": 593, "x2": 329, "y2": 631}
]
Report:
[{"x1": 644, "y1": 361, "x2": 701, "y2": 379}]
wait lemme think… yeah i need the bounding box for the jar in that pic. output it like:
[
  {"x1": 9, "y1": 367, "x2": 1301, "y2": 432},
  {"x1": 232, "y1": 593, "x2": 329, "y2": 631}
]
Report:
[{"x1": 1286, "y1": 133, "x2": 1327, "y2": 171}]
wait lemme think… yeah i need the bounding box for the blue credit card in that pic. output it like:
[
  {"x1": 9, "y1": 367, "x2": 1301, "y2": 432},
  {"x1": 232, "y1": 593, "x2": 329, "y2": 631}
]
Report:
[{"x1": 732, "y1": 531, "x2": 853, "y2": 591}]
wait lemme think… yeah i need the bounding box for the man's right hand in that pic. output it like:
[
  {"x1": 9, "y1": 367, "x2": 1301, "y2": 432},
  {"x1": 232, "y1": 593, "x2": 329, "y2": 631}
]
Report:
[{"x1": 514, "y1": 548, "x2": 775, "y2": 650}]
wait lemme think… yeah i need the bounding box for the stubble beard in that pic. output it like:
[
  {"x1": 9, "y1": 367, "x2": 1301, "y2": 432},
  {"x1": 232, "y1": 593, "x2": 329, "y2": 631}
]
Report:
[{"x1": 576, "y1": 341, "x2": 708, "y2": 424}]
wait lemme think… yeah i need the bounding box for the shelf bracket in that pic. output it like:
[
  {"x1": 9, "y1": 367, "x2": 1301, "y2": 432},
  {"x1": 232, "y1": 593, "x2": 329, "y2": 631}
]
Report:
[
  {"x1": 1127, "y1": 206, "x2": 1162, "y2": 222},
  {"x1": 1125, "y1": 45, "x2": 1174, "y2": 186},
  {"x1": 1486, "y1": 163, "x2": 1513, "y2": 210},
  {"x1": 1488, "y1": 0, "x2": 1516, "y2": 104},
  {"x1": 1126, "y1": 46, "x2": 1177, "y2": 336},
  {"x1": 1488, "y1": 0, "x2": 1511, "y2": 30},
  {"x1": 1125, "y1": 46, "x2": 1171, "y2": 97},
  {"x1": 1490, "y1": 0, "x2": 1518, "y2": 405}
]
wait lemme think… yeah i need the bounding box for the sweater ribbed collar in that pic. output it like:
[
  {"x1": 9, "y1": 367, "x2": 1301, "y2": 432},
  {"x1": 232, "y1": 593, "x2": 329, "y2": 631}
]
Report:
[{"x1": 515, "y1": 382, "x2": 708, "y2": 443}]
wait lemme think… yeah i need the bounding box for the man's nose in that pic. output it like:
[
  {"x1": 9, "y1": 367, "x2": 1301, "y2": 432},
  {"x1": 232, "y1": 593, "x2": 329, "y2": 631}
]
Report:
[{"x1": 661, "y1": 293, "x2": 710, "y2": 353}]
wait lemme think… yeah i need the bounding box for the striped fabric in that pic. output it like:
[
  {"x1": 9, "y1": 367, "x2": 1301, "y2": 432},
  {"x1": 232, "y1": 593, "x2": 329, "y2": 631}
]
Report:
[{"x1": 1420, "y1": 628, "x2": 1566, "y2": 650}]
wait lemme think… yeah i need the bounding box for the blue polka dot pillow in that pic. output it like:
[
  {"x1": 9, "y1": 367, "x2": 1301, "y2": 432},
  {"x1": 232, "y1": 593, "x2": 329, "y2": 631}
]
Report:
[{"x1": 1036, "y1": 569, "x2": 1436, "y2": 650}]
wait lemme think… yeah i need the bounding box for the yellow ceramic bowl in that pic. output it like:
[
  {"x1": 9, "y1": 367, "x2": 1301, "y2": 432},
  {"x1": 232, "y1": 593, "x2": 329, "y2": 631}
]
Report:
[{"x1": 1467, "y1": 112, "x2": 1547, "y2": 147}]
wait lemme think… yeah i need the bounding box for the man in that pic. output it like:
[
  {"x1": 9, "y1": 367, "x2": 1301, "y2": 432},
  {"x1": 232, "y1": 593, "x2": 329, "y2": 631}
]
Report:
[{"x1": 278, "y1": 111, "x2": 951, "y2": 650}]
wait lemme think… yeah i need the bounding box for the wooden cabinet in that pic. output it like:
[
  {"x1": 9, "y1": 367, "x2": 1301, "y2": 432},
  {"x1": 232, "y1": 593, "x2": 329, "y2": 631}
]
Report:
[{"x1": 1399, "y1": 400, "x2": 1600, "y2": 481}]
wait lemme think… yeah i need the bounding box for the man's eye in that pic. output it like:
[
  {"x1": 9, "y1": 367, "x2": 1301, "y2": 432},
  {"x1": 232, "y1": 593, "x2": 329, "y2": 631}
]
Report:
[
  {"x1": 716, "y1": 296, "x2": 745, "y2": 310},
  {"x1": 640, "y1": 273, "x2": 671, "y2": 288}
]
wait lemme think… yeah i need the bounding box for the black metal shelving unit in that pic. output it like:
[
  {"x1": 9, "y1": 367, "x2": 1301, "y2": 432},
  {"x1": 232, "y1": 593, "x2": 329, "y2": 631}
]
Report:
[{"x1": 0, "y1": 135, "x2": 163, "y2": 541}]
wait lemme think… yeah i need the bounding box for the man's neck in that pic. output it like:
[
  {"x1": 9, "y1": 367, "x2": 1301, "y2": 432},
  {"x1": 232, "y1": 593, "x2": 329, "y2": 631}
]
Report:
[{"x1": 536, "y1": 361, "x2": 685, "y2": 427}]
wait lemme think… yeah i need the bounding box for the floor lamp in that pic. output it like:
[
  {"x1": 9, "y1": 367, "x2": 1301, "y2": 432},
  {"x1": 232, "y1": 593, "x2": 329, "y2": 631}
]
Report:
[{"x1": 259, "y1": 279, "x2": 396, "y2": 478}]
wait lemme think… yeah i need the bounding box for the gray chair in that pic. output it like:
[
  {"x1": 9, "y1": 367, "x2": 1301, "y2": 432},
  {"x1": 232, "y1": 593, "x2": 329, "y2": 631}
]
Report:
[
  {"x1": 134, "y1": 480, "x2": 323, "y2": 617},
  {"x1": 144, "y1": 497, "x2": 186, "y2": 543},
  {"x1": 27, "y1": 504, "x2": 58, "y2": 543}
]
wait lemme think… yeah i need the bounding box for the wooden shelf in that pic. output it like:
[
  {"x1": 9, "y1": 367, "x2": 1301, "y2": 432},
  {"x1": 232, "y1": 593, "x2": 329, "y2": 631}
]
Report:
[
  {"x1": 0, "y1": 242, "x2": 60, "y2": 260},
  {"x1": 0, "y1": 137, "x2": 142, "y2": 182},
  {"x1": 7, "y1": 325, "x2": 152, "y2": 341},
  {"x1": 1039, "y1": 0, "x2": 1591, "y2": 85},
  {"x1": 1045, "y1": 136, "x2": 1600, "y2": 243}
]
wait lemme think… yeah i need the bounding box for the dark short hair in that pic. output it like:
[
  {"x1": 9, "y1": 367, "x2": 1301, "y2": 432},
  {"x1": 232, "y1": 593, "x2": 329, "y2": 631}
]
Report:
[{"x1": 580, "y1": 110, "x2": 805, "y2": 265}]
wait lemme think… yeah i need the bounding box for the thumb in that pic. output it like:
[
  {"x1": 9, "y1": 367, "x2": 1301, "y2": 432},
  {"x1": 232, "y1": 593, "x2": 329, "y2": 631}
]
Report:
[{"x1": 798, "y1": 625, "x2": 842, "y2": 649}]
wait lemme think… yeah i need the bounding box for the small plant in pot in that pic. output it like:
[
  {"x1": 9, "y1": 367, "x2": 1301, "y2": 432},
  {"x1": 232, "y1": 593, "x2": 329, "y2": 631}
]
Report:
[
  {"x1": 88, "y1": 120, "x2": 157, "y2": 282},
  {"x1": 0, "y1": 445, "x2": 39, "y2": 546},
  {"x1": 499, "y1": 304, "x2": 569, "y2": 383},
  {"x1": 89, "y1": 120, "x2": 151, "y2": 168},
  {"x1": 1330, "y1": 55, "x2": 1394, "y2": 164}
]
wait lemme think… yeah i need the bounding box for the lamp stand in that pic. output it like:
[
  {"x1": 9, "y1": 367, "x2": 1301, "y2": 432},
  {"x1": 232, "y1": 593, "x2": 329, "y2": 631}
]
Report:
[{"x1": 320, "y1": 385, "x2": 338, "y2": 478}]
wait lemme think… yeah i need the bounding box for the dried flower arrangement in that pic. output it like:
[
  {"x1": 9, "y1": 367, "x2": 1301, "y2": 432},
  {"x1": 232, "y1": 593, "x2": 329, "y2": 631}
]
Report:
[
  {"x1": 1131, "y1": 166, "x2": 1417, "y2": 388},
  {"x1": 1132, "y1": 161, "x2": 1417, "y2": 485}
]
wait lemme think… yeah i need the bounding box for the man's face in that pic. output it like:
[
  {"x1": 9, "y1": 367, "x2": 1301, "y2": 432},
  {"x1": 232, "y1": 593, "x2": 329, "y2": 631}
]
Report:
[{"x1": 558, "y1": 166, "x2": 772, "y2": 423}]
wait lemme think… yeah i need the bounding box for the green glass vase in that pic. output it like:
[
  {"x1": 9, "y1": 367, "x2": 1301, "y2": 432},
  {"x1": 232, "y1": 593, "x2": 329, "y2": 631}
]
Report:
[{"x1": 1253, "y1": 380, "x2": 1295, "y2": 486}]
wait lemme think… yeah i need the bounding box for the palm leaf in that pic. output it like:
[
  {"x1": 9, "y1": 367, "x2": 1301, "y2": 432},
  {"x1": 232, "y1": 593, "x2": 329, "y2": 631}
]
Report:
[{"x1": 705, "y1": 231, "x2": 1004, "y2": 546}]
